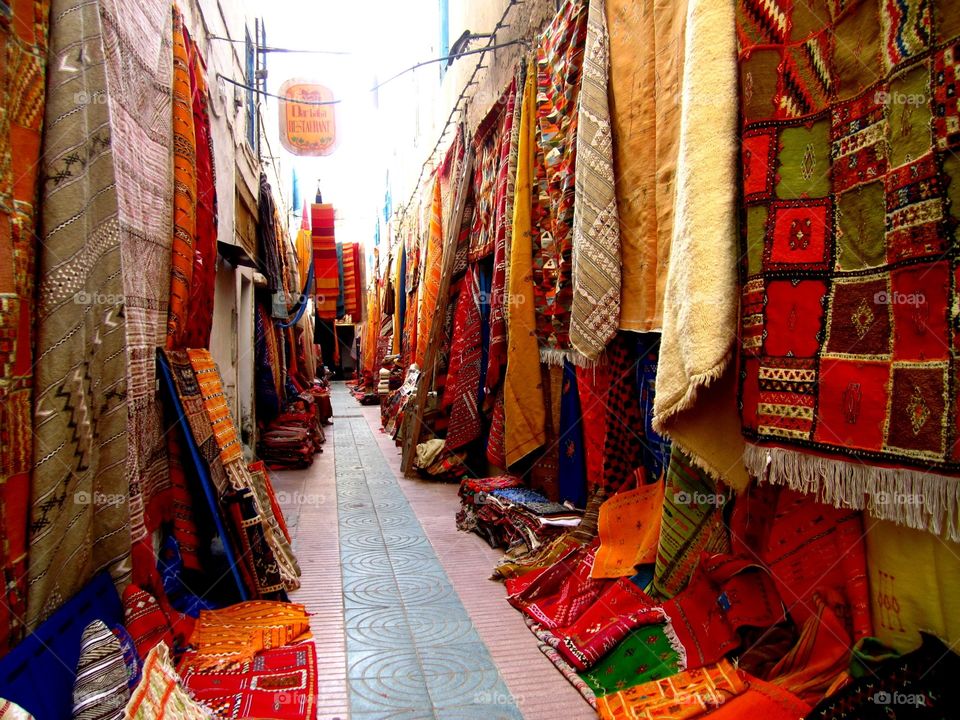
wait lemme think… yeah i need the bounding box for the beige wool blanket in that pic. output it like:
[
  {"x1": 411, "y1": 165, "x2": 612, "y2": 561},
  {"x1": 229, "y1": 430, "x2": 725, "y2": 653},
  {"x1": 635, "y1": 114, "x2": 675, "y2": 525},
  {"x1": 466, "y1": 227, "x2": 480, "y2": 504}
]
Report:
[{"x1": 652, "y1": 0, "x2": 747, "y2": 491}]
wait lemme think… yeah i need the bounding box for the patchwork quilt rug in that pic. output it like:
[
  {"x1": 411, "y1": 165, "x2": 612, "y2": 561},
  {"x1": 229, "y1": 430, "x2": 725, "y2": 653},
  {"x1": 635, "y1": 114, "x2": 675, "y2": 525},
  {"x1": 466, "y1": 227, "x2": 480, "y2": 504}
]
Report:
[{"x1": 737, "y1": 0, "x2": 960, "y2": 540}]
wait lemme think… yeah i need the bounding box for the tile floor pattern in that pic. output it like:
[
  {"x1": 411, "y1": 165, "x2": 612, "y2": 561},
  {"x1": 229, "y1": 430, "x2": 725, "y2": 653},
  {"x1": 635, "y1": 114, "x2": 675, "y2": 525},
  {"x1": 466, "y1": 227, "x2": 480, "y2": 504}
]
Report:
[{"x1": 277, "y1": 383, "x2": 595, "y2": 720}]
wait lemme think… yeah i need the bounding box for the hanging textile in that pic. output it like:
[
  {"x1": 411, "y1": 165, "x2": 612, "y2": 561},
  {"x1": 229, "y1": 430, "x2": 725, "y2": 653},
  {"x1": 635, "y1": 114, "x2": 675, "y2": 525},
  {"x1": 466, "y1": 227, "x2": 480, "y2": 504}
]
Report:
[
  {"x1": 444, "y1": 266, "x2": 484, "y2": 451},
  {"x1": 503, "y1": 61, "x2": 547, "y2": 467},
  {"x1": 341, "y1": 242, "x2": 360, "y2": 318},
  {"x1": 577, "y1": 363, "x2": 610, "y2": 491},
  {"x1": 569, "y1": 0, "x2": 621, "y2": 361},
  {"x1": 165, "y1": 5, "x2": 197, "y2": 349},
  {"x1": 866, "y1": 519, "x2": 960, "y2": 654},
  {"x1": 652, "y1": 0, "x2": 746, "y2": 492},
  {"x1": 485, "y1": 75, "x2": 521, "y2": 392},
  {"x1": 558, "y1": 360, "x2": 587, "y2": 508},
  {"x1": 735, "y1": 2, "x2": 960, "y2": 535},
  {"x1": 416, "y1": 175, "x2": 443, "y2": 369},
  {"x1": 730, "y1": 484, "x2": 873, "y2": 644},
  {"x1": 532, "y1": 0, "x2": 588, "y2": 363},
  {"x1": 635, "y1": 335, "x2": 670, "y2": 482},
  {"x1": 335, "y1": 242, "x2": 346, "y2": 319},
  {"x1": 30, "y1": 0, "x2": 175, "y2": 629},
  {"x1": 173, "y1": 349, "x2": 299, "y2": 594},
  {"x1": 391, "y1": 247, "x2": 405, "y2": 356},
  {"x1": 294, "y1": 201, "x2": 312, "y2": 291},
  {"x1": 600, "y1": 333, "x2": 646, "y2": 496},
  {"x1": 311, "y1": 204, "x2": 338, "y2": 320},
  {"x1": 181, "y1": 26, "x2": 217, "y2": 350},
  {"x1": 0, "y1": 0, "x2": 49, "y2": 653}
]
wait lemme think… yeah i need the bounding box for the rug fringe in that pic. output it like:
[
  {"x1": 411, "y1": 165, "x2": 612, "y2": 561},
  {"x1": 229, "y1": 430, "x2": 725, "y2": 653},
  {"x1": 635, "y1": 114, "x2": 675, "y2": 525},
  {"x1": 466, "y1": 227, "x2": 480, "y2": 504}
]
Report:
[
  {"x1": 744, "y1": 442, "x2": 960, "y2": 542},
  {"x1": 661, "y1": 612, "x2": 689, "y2": 671},
  {"x1": 652, "y1": 348, "x2": 733, "y2": 435},
  {"x1": 539, "y1": 346, "x2": 599, "y2": 368}
]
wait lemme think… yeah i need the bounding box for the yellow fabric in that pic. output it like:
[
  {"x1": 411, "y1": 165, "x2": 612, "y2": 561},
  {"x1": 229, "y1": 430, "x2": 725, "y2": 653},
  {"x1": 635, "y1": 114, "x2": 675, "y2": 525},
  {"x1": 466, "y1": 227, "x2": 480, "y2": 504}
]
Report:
[
  {"x1": 503, "y1": 61, "x2": 546, "y2": 467},
  {"x1": 294, "y1": 226, "x2": 311, "y2": 291},
  {"x1": 592, "y1": 480, "x2": 664, "y2": 579},
  {"x1": 416, "y1": 176, "x2": 443, "y2": 369},
  {"x1": 866, "y1": 519, "x2": 960, "y2": 654},
  {"x1": 391, "y1": 248, "x2": 402, "y2": 356},
  {"x1": 606, "y1": 0, "x2": 681, "y2": 333}
]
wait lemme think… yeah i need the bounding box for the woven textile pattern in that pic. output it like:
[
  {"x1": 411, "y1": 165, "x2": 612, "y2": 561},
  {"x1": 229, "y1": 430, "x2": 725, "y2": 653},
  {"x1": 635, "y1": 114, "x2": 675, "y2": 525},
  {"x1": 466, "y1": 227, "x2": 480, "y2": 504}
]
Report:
[
  {"x1": 532, "y1": 0, "x2": 588, "y2": 360},
  {"x1": 72, "y1": 619, "x2": 130, "y2": 720},
  {"x1": 182, "y1": 26, "x2": 217, "y2": 349},
  {"x1": 737, "y1": 0, "x2": 960, "y2": 539},
  {"x1": 187, "y1": 601, "x2": 312, "y2": 670},
  {"x1": 166, "y1": 5, "x2": 196, "y2": 350},
  {"x1": 311, "y1": 204, "x2": 338, "y2": 319},
  {"x1": 570, "y1": 0, "x2": 622, "y2": 361},
  {"x1": 124, "y1": 643, "x2": 214, "y2": 719},
  {"x1": 28, "y1": 0, "x2": 131, "y2": 629},
  {"x1": 484, "y1": 75, "x2": 521, "y2": 392},
  {"x1": 416, "y1": 177, "x2": 443, "y2": 371},
  {"x1": 444, "y1": 266, "x2": 485, "y2": 451},
  {"x1": 0, "y1": 0, "x2": 48, "y2": 652},
  {"x1": 102, "y1": 0, "x2": 174, "y2": 550},
  {"x1": 181, "y1": 644, "x2": 318, "y2": 720}
]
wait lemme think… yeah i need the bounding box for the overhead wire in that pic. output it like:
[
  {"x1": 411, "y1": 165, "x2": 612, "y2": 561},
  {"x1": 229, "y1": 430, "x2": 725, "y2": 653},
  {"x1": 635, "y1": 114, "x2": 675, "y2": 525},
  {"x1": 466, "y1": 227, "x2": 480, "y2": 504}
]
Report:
[{"x1": 387, "y1": 0, "x2": 531, "y2": 256}]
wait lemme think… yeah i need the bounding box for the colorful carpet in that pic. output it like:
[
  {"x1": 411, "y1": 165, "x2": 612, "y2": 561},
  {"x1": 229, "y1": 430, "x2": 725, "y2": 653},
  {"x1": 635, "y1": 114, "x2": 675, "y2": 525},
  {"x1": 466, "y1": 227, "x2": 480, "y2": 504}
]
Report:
[
  {"x1": 0, "y1": 0, "x2": 48, "y2": 652},
  {"x1": 311, "y1": 204, "x2": 338, "y2": 320},
  {"x1": 187, "y1": 602, "x2": 311, "y2": 671},
  {"x1": 28, "y1": 0, "x2": 132, "y2": 629},
  {"x1": 592, "y1": 482, "x2": 664, "y2": 579},
  {"x1": 181, "y1": 644, "x2": 318, "y2": 720},
  {"x1": 737, "y1": 0, "x2": 960, "y2": 540},
  {"x1": 181, "y1": 25, "x2": 217, "y2": 350},
  {"x1": 166, "y1": 4, "x2": 196, "y2": 351},
  {"x1": 532, "y1": 0, "x2": 588, "y2": 361}
]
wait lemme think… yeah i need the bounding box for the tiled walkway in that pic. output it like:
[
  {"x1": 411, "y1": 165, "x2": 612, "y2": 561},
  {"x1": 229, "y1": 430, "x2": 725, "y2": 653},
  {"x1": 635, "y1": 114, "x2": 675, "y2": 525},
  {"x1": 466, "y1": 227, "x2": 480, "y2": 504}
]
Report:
[{"x1": 275, "y1": 383, "x2": 595, "y2": 720}]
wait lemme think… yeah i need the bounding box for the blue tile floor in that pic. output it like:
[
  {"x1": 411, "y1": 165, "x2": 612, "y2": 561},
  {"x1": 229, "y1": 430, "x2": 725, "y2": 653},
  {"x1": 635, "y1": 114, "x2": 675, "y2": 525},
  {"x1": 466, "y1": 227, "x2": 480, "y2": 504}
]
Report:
[{"x1": 330, "y1": 387, "x2": 524, "y2": 720}]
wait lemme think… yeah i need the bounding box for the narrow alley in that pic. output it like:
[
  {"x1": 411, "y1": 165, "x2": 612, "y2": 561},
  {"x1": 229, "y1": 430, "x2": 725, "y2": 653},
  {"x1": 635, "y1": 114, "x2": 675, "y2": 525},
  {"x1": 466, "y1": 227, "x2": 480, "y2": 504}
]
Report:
[
  {"x1": 276, "y1": 383, "x2": 594, "y2": 720},
  {"x1": 2, "y1": 0, "x2": 960, "y2": 718}
]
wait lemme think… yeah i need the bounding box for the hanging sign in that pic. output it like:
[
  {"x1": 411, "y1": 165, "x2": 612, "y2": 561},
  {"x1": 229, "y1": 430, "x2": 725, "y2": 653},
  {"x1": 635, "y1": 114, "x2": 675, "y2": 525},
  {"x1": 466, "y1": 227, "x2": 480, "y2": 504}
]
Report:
[{"x1": 279, "y1": 79, "x2": 337, "y2": 156}]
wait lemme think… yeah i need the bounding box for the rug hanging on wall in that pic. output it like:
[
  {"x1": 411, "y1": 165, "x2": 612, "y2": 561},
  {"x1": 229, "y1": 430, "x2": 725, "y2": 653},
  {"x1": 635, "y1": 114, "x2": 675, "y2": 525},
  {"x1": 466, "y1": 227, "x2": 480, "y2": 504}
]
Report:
[
  {"x1": 0, "y1": 0, "x2": 49, "y2": 652},
  {"x1": 737, "y1": 1, "x2": 960, "y2": 540},
  {"x1": 311, "y1": 204, "x2": 338, "y2": 320}
]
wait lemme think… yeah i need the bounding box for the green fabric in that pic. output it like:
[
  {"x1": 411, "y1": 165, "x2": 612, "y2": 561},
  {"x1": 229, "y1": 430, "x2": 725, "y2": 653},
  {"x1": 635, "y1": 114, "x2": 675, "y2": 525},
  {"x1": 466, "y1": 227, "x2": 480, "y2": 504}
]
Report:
[
  {"x1": 652, "y1": 446, "x2": 731, "y2": 599},
  {"x1": 745, "y1": 205, "x2": 767, "y2": 277},
  {"x1": 836, "y1": 181, "x2": 886, "y2": 270},
  {"x1": 775, "y1": 120, "x2": 831, "y2": 199},
  {"x1": 578, "y1": 624, "x2": 682, "y2": 697},
  {"x1": 850, "y1": 637, "x2": 900, "y2": 680}
]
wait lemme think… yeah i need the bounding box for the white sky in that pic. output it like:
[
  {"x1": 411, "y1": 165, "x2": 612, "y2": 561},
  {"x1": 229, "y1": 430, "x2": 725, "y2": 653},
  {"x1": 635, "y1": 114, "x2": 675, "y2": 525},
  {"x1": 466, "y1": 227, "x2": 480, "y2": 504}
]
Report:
[{"x1": 256, "y1": 0, "x2": 443, "y2": 256}]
